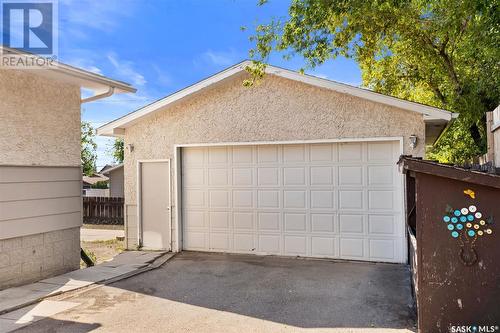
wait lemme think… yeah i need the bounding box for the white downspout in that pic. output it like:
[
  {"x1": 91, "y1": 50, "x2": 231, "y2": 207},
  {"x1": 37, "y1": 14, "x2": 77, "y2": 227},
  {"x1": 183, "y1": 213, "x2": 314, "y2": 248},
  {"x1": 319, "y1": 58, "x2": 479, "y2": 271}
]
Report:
[{"x1": 81, "y1": 87, "x2": 115, "y2": 103}]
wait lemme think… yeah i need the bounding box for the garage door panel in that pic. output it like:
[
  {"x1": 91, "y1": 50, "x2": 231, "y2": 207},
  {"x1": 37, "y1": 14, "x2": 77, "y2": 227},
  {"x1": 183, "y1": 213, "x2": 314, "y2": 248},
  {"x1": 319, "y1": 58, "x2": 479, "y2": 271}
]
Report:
[
  {"x1": 233, "y1": 233, "x2": 255, "y2": 251},
  {"x1": 311, "y1": 214, "x2": 335, "y2": 233},
  {"x1": 208, "y1": 146, "x2": 228, "y2": 164},
  {"x1": 310, "y1": 143, "x2": 335, "y2": 162},
  {"x1": 368, "y1": 215, "x2": 396, "y2": 235},
  {"x1": 258, "y1": 190, "x2": 280, "y2": 208},
  {"x1": 184, "y1": 168, "x2": 205, "y2": 186},
  {"x1": 183, "y1": 148, "x2": 205, "y2": 166},
  {"x1": 339, "y1": 214, "x2": 364, "y2": 234},
  {"x1": 339, "y1": 166, "x2": 364, "y2": 185},
  {"x1": 368, "y1": 165, "x2": 394, "y2": 185},
  {"x1": 209, "y1": 211, "x2": 230, "y2": 229},
  {"x1": 368, "y1": 190, "x2": 394, "y2": 210},
  {"x1": 184, "y1": 210, "x2": 206, "y2": 228},
  {"x1": 311, "y1": 190, "x2": 335, "y2": 209},
  {"x1": 338, "y1": 143, "x2": 363, "y2": 162},
  {"x1": 284, "y1": 213, "x2": 307, "y2": 232},
  {"x1": 284, "y1": 235, "x2": 307, "y2": 255},
  {"x1": 283, "y1": 145, "x2": 306, "y2": 162},
  {"x1": 367, "y1": 142, "x2": 394, "y2": 161},
  {"x1": 258, "y1": 212, "x2": 280, "y2": 231},
  {"x1": 311, "y1": 237, "x2": 336, "y2": 256},
  {"x1": 258, "y1": 234, "x2": 281, "y2": 254},
  {"x1": 283, "y1": 167, "x2": 306, "y2": 186},
  {"x1": 340, "y1": 238, "x2": 365, "y2": 258},
  {"x1": 208, "y1": 168, "x2": 229, "y2": 186},
  {"x1": 232, "y1": 190, "x2": 253, "y2": 208},
  {"x1": 182, "y1": 142, "x2": 404, "y2": 263},
  {"x1": 233, "y1": 212, "x2": 254, "y2": 230},
  {"x1": 339, "y1": 190, "x2": 363, "y2": 210},
  {"x1": 310, "y1": 166, "x2": 334, "y2": 185},
  {"x1": 369, "y1": 239, "x2": 395, "y2": 260},
  {"x1": 258, "y1": 167, "x2": 280, "y2": 186},
  {"x1": 184, "y1": 189, "x2": 205, "y2": 208},
  {"x1": 284, "y1": 190, "x2": 307, "y2": 209},
  {"x1": 209, "y1": 190, "x2": 230, "y2": 208},
  {"x1": 183, "y1": 231, "x2": 207, "y2": 250},
  {"x1": 232, "y1": 146, "x2": 253, "y2": 164},
  {"x1": 209, "y1": 232, "x2": 230, "y2": 250},
  {"x1": 233, "y1": 168, "x2": 253, "y2": 186},
  {"x1": 257, "y1": 145, "x2": 280, "y2": 163}
]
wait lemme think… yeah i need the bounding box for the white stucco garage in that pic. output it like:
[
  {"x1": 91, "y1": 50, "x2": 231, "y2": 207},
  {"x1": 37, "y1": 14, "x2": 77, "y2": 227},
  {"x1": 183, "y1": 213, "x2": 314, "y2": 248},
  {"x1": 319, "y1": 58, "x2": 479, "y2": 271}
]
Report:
[{"x1": 98, "y1": 61, "x2": 455, "y2": 264}]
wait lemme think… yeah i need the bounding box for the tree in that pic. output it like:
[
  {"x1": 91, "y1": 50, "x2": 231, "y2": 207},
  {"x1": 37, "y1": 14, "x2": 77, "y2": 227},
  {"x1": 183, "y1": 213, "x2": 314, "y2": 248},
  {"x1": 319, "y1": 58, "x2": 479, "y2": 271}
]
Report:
[
  {"x1": 248, "y1": 0, "x2": 500, "y2": 163},
  {"x1": 91, "y1": 180, "x2": 109, "y2": 189},
  {"x1": 110, "y1": 138, "x2": 124, "y2": 164},
  {"x1": 81, "y1": 121, "x2": 97, "y2": 176}
]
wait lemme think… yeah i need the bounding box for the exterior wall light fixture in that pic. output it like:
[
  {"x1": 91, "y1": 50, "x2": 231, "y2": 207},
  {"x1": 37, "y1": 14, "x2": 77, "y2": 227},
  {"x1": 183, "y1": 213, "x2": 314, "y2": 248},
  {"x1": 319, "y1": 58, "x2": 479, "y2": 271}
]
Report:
[{"x1": 409, "y1": 135, "x2": 418, "y2": 149}]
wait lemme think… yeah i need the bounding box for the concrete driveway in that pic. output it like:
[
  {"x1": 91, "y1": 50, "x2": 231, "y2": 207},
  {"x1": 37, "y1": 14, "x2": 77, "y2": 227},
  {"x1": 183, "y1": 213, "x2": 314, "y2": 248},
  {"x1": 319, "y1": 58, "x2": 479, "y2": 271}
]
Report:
[{"x1": 14, "y1": 252, "x2": 416, "y2": 332}]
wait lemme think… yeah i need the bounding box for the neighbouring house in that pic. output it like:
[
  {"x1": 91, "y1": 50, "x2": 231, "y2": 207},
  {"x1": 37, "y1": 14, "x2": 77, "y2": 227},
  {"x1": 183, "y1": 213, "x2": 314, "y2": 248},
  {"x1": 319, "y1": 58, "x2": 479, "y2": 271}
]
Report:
[
  {"x1": 98, "y1": 61, "x2": 455, "y2": 263},
  {"x1": 82, "y1": 173, "x2": 109, "y2": 197},
  {"x1": 101, "y1": 164, "x2": 124, "y2": 198},
  {"x1": 99, "y1": 164, "x2": 115, "y2": 174},
  {"x1": 486, "y1": 105, "x2": 500, "y2": 168},
  {"x1": 0, "y1": 48, "x2": 135, "y2": 289}
]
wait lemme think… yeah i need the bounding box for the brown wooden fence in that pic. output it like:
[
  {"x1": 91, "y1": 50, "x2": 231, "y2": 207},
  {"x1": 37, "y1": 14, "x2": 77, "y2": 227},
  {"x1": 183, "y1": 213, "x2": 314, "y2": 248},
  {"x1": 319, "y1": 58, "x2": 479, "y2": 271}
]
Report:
[{"x1": 83, "y1": 197, "x2": 124, "y2": 225}]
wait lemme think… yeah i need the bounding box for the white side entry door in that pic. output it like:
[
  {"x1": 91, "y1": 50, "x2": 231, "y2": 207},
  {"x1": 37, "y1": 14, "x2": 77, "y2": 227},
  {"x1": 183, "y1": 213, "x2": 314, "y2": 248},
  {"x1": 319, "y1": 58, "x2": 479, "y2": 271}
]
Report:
[{"x1": 138, "y1": 160, "x2": 171, "y2": 250}]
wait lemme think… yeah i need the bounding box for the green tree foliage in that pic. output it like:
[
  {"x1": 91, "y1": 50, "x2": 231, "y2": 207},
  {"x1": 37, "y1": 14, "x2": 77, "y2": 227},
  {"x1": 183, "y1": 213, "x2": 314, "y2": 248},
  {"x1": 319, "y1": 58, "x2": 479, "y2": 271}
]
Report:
[
  {"x1": 81, "y1": 121, "x2": 97, "y2": 176},
  {"x1": 249, "y1": 0, "x2": 500, "y2": 163},
  {"x1": 111, "y1": 138, "x2": 124, "y2": 164},
  {"x1": 91, "y1": 180, "x2": 109, "y2": 189}
]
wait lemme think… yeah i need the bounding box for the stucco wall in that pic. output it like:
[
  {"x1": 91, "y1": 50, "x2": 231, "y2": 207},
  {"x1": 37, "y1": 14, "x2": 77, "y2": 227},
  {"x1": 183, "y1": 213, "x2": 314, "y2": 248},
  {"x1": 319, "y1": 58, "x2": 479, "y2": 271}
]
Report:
[
  {"x1": 0, "y1": 69, "x2": 81, "y2": 166},
  {"x1": 123, "y1": 73, "x2": 426, "y2": 249},
  {"x1": 0, "y1": 70, "x2": 82, "y2": 288}
]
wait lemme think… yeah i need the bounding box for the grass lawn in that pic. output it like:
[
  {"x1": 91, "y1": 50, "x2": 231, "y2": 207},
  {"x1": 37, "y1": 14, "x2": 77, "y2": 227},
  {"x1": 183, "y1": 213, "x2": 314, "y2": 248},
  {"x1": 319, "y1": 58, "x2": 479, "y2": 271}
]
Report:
[{"x1": 81, "y1": 239, "x2": 125, "y2": 268}]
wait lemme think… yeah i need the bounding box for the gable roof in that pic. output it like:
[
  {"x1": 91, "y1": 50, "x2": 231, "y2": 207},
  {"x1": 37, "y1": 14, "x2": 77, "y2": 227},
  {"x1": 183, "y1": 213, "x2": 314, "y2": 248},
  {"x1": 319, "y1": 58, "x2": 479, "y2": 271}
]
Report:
[
  {"x1": 101, "y1": 163, "x2": 123, "y2": 175},
  {"x1": 97, "y1": 60, "x2": 456, "y2": 137}
]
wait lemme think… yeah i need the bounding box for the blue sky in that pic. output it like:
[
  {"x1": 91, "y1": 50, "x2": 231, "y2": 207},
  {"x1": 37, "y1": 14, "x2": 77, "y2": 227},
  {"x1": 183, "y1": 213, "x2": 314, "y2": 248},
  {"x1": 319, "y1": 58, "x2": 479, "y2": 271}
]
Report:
[{"x1": 57, "y1": 0, "x2": 361, "y2": 168}]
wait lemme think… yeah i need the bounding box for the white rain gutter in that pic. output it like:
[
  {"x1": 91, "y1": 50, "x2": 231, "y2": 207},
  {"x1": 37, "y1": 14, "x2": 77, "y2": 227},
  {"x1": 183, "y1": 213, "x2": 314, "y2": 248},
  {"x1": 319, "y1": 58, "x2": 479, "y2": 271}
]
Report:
[{"x1": 81, "y1": 87, "x2": 115, "y2": 103}]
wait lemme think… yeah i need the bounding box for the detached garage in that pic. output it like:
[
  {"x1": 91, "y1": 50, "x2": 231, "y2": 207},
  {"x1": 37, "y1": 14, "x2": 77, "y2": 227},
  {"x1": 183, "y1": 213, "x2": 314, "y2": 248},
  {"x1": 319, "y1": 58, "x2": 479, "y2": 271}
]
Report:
[{"x1": 98, "y1": 61, "x2": 455, "y2": 264}]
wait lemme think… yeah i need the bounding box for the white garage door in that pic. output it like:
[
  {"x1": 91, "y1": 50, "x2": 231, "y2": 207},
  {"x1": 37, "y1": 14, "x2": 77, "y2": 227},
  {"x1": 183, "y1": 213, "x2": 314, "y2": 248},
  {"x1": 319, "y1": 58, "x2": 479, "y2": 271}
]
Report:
[{"x1": 181, "y1": 141, "x2": 404, "y2": 263}]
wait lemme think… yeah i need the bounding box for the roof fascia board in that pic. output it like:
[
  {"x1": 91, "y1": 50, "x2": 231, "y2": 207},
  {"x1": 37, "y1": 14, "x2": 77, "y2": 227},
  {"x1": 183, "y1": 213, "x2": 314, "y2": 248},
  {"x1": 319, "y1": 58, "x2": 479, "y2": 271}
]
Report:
[{"x1": 51, "y1": 64, "x2": 136, "y2": 93}]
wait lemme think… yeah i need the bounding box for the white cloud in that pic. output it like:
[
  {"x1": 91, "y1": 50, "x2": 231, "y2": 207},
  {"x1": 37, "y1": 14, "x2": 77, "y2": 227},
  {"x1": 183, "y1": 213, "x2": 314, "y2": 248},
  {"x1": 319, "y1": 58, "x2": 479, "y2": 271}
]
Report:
[
  {"x1": 152, "y1": 64, "x2": 172, "y2": 87},
  {"x1": 107, "y1": 52, "x2": 146, "y2": 86},
  {"x1": 59, "y1": 0, "x2": 136, "y2": 34},
  {"x1": 93, "y1": 135, "x2": 116, "y2": 169},
  {"x1": 199, "y1": 49, "x2": 243, "y2": 67},
  {"x1": 65, "y1": 58, "x2": 103, "y2": 75}
]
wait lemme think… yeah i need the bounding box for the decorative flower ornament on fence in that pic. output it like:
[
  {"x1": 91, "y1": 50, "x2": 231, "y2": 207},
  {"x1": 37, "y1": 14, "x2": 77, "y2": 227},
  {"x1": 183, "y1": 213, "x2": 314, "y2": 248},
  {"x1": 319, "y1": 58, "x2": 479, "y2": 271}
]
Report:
[{"x1": 442, "y1": 190, "x2": 494, "y2": 266}]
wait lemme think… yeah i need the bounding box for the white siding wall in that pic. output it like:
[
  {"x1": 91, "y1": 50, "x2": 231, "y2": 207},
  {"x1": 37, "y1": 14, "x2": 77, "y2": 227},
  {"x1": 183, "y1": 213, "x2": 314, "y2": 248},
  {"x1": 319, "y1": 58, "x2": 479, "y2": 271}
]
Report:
[{"x1": 0, "y1": 166, "x2": 82, "y2": 240}]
